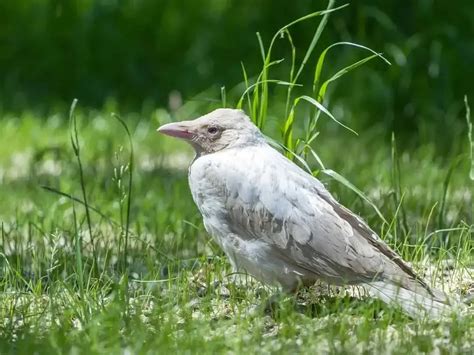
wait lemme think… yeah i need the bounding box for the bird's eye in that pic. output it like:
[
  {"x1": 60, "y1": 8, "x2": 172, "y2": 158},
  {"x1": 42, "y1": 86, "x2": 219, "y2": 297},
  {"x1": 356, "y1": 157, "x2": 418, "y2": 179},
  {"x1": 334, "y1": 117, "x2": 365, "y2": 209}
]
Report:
[{"x1": 207, "y1": 126, "x2": 219, "y2": 135}]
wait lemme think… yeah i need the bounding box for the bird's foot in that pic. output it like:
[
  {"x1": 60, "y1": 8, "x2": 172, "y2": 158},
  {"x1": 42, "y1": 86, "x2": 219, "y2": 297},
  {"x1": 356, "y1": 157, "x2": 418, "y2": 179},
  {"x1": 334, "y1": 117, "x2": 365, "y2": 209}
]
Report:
[{"x1": 259, "y1": 292, "x2": 296, "y2": 317}]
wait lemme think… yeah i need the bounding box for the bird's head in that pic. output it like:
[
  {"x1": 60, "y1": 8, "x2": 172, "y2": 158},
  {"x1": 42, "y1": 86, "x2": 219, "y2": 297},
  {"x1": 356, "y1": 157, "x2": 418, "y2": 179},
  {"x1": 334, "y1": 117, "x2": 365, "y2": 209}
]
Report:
[{"x1": 157, "y1": 109, "x2": 264, "y2": 155}]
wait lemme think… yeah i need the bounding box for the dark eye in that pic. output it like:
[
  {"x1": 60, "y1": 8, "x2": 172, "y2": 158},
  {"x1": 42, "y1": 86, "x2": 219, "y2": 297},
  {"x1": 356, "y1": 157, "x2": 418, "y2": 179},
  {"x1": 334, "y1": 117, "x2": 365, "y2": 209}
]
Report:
[{"x1": 207, "y1": 126, "x2": 219, "y2": 135}]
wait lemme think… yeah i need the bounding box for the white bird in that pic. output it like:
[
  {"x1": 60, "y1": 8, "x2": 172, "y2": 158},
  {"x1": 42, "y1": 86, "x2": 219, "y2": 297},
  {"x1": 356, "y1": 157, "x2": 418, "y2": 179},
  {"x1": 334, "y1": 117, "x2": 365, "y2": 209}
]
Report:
[{"x1": 158, "y1": 108, "x2": 451, "y2": 317}]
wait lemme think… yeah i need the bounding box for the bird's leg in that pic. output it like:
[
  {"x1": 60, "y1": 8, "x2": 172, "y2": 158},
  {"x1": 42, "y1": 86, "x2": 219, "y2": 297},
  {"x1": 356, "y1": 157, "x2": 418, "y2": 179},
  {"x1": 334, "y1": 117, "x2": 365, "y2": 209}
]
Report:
[
  {"x1": 259, "y1": 292, "x2": 292, "y2": 317},
  {"x1": 259, "y1": 286, "x2": 302, "y2": 316}
]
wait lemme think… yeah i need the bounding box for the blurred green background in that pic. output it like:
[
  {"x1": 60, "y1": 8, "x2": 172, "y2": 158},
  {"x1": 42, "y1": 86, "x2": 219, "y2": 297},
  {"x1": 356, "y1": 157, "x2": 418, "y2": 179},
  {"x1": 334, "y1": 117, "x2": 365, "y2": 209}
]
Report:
[{"x1": 1, "y1": 0, "x2": 473, "y2": 144}]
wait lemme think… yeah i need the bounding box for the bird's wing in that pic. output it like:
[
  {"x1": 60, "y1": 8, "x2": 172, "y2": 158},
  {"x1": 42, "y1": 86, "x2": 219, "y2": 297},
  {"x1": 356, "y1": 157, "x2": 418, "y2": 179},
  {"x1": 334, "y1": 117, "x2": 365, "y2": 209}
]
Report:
[
  {"x1": 315, "y1": 191, "x2": 433, "y2": 292},
  {"x1": 221, "y1": 145, "x2": 432, "y2": 292}
]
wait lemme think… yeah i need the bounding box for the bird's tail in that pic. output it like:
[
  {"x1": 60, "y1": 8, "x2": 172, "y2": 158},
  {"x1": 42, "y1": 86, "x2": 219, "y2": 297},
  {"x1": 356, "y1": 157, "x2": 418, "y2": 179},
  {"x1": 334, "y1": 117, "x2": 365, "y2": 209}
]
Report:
[{"x1": 366, "y1": 280, "x2": 454, "y2": 318}]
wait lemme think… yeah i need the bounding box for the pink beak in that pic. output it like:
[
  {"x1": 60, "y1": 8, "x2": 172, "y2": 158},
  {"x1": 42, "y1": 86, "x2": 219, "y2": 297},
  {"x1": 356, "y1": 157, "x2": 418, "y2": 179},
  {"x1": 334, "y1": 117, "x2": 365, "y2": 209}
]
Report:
[{"x1": 157, "y1": 121, "x2": 195, "y2": 140}]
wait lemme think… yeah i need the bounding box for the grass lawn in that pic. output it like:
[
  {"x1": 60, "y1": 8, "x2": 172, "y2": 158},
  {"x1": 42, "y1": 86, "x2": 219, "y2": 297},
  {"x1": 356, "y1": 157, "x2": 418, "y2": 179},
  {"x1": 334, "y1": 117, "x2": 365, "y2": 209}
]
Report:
[{"x1": 0, "y1": 105, "x2": 472, "y2": 354}]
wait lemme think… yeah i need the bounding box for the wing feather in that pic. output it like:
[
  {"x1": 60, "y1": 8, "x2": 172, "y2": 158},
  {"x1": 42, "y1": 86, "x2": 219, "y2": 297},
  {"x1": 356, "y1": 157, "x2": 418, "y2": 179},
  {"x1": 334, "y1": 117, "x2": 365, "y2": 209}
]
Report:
[{"x1": 221, "y1": 145, "x2": 434, "y2": 294}]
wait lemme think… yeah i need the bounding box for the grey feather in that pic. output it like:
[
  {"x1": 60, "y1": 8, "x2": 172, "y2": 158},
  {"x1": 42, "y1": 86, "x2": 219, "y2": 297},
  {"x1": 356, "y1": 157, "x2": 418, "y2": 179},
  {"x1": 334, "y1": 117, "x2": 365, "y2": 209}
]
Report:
[{"x1": 158, "y1": 108, "x2": 453, "y2": 317}]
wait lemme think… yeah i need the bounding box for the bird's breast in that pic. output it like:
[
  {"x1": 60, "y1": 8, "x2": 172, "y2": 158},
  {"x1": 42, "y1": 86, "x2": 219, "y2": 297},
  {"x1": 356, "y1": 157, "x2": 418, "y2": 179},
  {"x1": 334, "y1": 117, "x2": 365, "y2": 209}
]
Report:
[
  {"x1": 188, "y1": 149, "x2": 263, "y2": 237},
  {"x1": 188, "y1": 150, "x2": 257, "y2": 204},
  {"x1": 188, "y1": 153, "x2": 233, "y2": 226},
  {"x1": 189, "y1": 156, "x2": 225, "y2": 203}
]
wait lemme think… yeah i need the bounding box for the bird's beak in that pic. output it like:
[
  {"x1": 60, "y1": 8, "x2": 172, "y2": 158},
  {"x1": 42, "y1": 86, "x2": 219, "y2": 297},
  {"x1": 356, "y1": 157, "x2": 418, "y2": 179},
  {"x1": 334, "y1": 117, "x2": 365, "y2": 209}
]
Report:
[{"x1": 157, "y1": 121, "x2": 196, "y2": 140}]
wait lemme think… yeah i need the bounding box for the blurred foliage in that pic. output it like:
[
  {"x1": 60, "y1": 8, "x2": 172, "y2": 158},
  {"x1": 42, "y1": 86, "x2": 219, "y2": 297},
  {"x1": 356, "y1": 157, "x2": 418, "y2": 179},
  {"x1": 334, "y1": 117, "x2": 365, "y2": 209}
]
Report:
[{"x1": 0, "y1": 0, "x2": 473, "y2": 144}]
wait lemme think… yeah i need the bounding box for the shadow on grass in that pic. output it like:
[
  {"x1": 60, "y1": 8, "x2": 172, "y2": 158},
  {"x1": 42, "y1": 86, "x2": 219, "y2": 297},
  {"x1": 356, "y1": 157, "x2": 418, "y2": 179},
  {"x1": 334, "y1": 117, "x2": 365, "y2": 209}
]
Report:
[{"x1": 263, "y1": 292, "x2": 409, "y2": 321}]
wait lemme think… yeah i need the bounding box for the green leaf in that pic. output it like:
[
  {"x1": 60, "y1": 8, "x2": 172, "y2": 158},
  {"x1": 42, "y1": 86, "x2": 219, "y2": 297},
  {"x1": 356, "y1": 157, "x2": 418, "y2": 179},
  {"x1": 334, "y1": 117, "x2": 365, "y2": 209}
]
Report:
[
  {"x1": 313, "y1": 41, "x2": 391, "y2": 94},
  {"x1": 318, "y1": 53, "x2": 387, "y2": 102},
  {"x1": 297, "y1": 95, "x2": 358, "y2": 135}
]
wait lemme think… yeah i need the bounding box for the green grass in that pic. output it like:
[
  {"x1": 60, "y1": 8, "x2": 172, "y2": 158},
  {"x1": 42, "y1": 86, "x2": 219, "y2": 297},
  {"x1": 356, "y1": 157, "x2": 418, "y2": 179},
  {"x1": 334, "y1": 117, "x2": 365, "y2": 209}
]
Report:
[
  {"x1": 0, "y1": 104, "x2": 472, "y2": 354},
  {"x1": 1, "y1": 3, "x2": 473, "y2": 353}
]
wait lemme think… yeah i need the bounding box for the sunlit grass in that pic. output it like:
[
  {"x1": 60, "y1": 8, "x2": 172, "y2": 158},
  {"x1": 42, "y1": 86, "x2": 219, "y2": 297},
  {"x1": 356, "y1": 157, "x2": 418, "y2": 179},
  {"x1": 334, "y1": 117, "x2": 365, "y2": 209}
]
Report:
[{"x1": 0, "y1": 103, "x2": 472, "y2": 353}]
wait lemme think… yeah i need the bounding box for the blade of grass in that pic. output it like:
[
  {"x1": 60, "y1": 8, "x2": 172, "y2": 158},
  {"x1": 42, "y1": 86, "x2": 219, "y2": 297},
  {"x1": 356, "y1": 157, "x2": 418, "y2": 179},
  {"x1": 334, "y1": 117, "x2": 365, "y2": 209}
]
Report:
[
  {"x1": 283, "y1": 29, "x2": 296, "y2": 117},
  {"x1": 238, "y1": 62, "x2": 253, "y2": 111},
  {"x1": 220, "y1": 86, "x2": 227, "y2": 108},
  {"x1": 306, "y1": 47, "x2": 389, "y2": 150},
  {"x1": 464, "y1": 96, "x2": 474, "y2": 231},
  {"x1": 72, "y1": 200, "x2": 85, "y2": 307},
  {"x1": 69, "y1": 99, "x2": 98, "y2": 272},
  {"x1": 282, "y1": 95, "x2": 357, "y2": 160},
  {"x1": 257, "y1": 3, "x2": 349, "y2": 129},
  {"x1": 322, "y1": 168, "x2": 388, "y2": 225},
  {"x1": 41, "y1": 186, "x2": 116, "y2": 225},
  {"x1": 112, "y1": 113, "x2": 134, "y2": 274},
  {"x1": 306, "y1": 145, "x2": 326, "y2": 170},
  {"x1": 237, "y1": 79, "x2": 301, "y2": 112},
  {"x1": 438, "y1": 155, "x2": 464, "y2": 230},
  {"x1": 299, "y1": 95, "x2": 358, "y2": 135},
  {"x1": 293, "y1": 0, "x2": 339, "y2": 82},
  {"x1": 256, "y1": 31, "x2": 267, "y2": 128},
  {"x1": 317, "y1": 53, "x2": 388, "y2": 102},
  {"x1": 391, "y1": 132, "x2": 409, "y2": 236},
  {"x1": 265, "y1": 135, "x2": 312, "y2": 173},
  {"x1": 466, "y1": 96, "x2": 474, "y2": 180},
  {"x1": 286, "y1": 0, "x2": 337, "y2": 116},
  {"x1": 237, "y1": 58, "x2": 286, "y2": 124},
  {"x1": 313, "y1": 41, "x2": 391, "y2": 95}
]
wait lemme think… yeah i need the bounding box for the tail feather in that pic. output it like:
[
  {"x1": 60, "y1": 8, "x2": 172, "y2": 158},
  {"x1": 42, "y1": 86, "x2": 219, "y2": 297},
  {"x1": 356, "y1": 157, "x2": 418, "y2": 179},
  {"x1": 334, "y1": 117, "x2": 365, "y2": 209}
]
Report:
[{"x1": 367, "y1": 281, "x2": 453, "y2": 318}]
